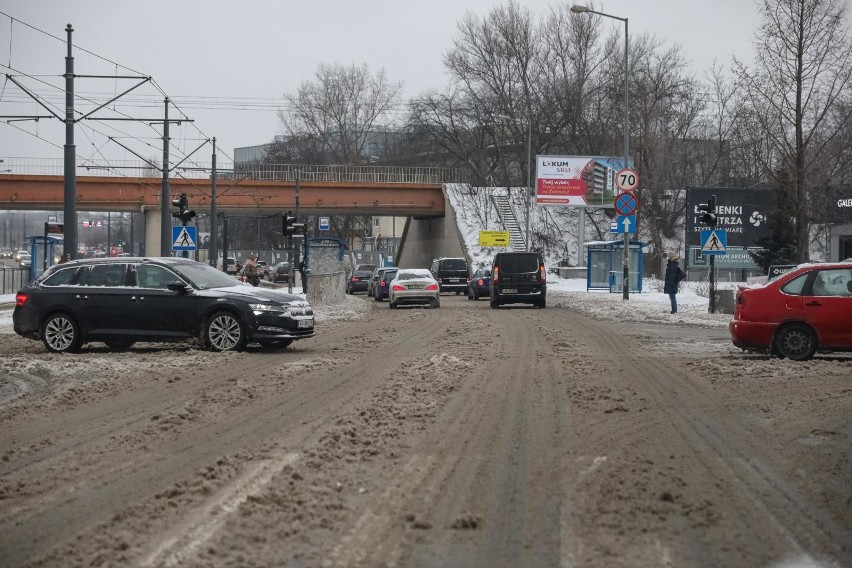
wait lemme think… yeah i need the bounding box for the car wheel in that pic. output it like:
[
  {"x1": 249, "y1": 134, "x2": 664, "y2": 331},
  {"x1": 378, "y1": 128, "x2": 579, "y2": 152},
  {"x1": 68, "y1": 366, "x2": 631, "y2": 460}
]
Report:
[
  {"x1": 203, "y1": 311, "x2": 247, "y2": 352},
  {"x1": 773, "y1": 323, "x2": 817, "y2": 361},
  {"x1": 41, "y1": 313, "x2": 83, "y2": 353},
  {"x1": 389, "y1": 300, "x2": 396, "y2": 309},
  {"x1": 259, "y1": 339, "x2": 294, "y2": 350},
  {"x1": 537, "y1": 297, "x2": 546, "y2": 309},
  {"x1": 374, "y1": 291, "x2": 382, "y2": 302},
  {"x1": 490, "y1": 299, "x2": 499, "y2": 309},
  {"x1": 104, "y1": 339, "x2": 135, "y2": 351},
  {"x1": 431, "y1": 299, "x2": 440, "y2": 309}
]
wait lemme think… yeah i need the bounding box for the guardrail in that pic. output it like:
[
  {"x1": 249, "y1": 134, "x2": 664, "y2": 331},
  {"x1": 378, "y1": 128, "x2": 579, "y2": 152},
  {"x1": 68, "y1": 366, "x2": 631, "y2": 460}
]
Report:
[
  {"x1": 1, "y1": 267, "x2": 29, "y2": 295},
  {"x1": 0, "y1": 158, "x2": 468, "y2": 184}
]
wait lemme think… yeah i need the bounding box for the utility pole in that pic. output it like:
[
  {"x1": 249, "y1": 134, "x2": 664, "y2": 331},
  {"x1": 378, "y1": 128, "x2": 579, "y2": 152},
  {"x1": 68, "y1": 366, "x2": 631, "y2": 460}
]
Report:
[
  {"x1": 63, "y1": 24, "x2": 77, "y2": 260},
  {"x1": 209, "y1": 138, "x2": 219, "y2": 266},
  {"x1": 161, "y1": 98, "x2": 171, "y2": 256},
  {"x1": 4, "y1": 24, "x2": 153, "y2": 260}
]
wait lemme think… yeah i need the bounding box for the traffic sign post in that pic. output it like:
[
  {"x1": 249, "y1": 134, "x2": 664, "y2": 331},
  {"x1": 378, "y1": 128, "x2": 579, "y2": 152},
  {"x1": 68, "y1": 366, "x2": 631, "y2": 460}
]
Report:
[{"x1": 614, "y1": 168, "x2": 639, "y2": 300}]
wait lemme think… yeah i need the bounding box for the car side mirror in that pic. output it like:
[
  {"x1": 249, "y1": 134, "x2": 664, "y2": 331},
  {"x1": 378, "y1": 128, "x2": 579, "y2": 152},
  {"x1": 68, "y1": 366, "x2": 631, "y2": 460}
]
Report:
[{"x1": 166, "y1": 281, "x2": 190, "y2": 293}]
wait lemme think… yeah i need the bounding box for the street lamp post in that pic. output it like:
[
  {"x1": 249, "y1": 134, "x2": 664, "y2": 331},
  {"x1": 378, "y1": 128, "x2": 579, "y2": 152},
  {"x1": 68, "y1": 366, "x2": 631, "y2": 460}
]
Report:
[{"x1": 571, "y1": 4, "x2": 631, "y2": 299}]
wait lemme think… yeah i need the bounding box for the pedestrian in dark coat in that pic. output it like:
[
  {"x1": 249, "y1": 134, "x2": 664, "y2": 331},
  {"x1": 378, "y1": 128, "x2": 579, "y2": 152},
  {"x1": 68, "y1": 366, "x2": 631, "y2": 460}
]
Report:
[{"x1": 664, "y1": 253, "x2": 686, "y2": 314}]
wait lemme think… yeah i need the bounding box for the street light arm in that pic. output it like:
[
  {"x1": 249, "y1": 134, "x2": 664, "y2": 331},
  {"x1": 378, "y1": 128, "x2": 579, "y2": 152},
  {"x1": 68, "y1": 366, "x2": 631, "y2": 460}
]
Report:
[{"x1": 570, "y1": 5, "x2": 627, "y2": 23}]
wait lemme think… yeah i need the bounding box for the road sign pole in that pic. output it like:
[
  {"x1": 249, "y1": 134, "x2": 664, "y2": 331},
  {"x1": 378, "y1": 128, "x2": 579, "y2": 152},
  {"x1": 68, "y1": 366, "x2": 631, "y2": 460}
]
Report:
[{"x1": 709, "y1": 255, "x2": 716, "y2": 314}]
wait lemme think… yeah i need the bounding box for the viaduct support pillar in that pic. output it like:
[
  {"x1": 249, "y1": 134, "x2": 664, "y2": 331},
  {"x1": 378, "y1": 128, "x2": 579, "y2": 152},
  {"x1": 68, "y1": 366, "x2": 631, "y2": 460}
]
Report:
[{"x1": 144, "y1": 208, "x2": 162, "y2": 257}]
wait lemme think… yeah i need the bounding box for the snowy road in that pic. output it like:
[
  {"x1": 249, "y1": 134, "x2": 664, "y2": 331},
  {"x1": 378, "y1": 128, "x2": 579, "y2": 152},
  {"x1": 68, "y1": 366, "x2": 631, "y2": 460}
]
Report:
[{"x1": 0, "y1": 287, "x2": 850, "y2": 567}]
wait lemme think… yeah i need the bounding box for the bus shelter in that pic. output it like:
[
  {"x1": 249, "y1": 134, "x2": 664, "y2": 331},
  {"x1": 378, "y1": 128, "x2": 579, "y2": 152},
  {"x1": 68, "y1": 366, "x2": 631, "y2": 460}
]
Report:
[
  {"x1": 584, "y1": 240, "x2": 647, "y2": 293},
  {"x1": 25, "y1": 236, "x2": 62, "y2": 282}
]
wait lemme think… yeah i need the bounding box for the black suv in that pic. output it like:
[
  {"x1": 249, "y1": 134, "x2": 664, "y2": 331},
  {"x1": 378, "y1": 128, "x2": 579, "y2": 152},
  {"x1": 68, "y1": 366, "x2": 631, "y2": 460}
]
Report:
[
  {"x1": 429, "y1": 257, "x2": 470, "y2": 294},
  {"x1": 490, "y1": 252, "x2": 546, "y2": 308},
  {"x1": 13, "y1": 257, "x2": 315, "y2": 353}
]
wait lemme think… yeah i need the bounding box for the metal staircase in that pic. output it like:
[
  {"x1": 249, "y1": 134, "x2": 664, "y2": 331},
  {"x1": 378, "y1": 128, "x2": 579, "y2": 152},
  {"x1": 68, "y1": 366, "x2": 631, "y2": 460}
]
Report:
[{"x1": 491, "y1": 193, "x2": 526, "y2": 251}]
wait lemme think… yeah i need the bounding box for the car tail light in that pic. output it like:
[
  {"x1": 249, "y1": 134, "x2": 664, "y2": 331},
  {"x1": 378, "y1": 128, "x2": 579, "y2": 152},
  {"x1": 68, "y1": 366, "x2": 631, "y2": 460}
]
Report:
[
  {"x1": 734, "y1": 292, "x2": 744, "y2": 319},
  {"x1": 350, "y1": 277, "x2": 358, "y2": 282},
  {"x1": 425, "y1": 283, "x2": 439, "y2": 291},
  {"x1": 492, "y1": 266, "x2": 499, "y2": 284},
  {"x1": 392, "y1": 284, "x2": 406, "y2": 291},
  {"x1": 539, "y1": 264, "x2": 546, "y2": 284},
  {"x1": 16, "y1": 292, "x2": 29, "y2": 307},
  {"x1": 477, "y1": 278, "x2": 484, "y2": 286},
  {"x1": 380, "y1": 281, "x2": 387, "y2": 288}
]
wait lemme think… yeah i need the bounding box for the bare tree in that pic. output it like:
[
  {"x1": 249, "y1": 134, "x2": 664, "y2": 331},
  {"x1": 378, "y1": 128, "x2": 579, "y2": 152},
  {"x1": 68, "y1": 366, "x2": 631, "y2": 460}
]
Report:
[
  {"x1": 734, "y1": 0, "x2": 852, "y2": 262},
  {"x1": 278, "y1": 63, "x2": 403, "y2": 164}
]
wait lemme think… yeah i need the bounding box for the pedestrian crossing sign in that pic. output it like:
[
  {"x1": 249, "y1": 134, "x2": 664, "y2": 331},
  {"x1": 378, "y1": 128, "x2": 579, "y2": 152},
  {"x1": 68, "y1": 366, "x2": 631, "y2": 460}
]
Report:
[
  {"x1": 700, "y1": 229, "x2": 727, "y2": 255},
  {"x1": 172, "y1": 226, "x2": 197, "y2": 251}
]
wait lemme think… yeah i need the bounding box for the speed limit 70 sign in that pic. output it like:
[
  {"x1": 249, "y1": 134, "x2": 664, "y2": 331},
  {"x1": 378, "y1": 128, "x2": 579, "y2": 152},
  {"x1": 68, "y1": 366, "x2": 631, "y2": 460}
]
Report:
[{"x1": 615, "y1": 168, "x2": 639, "y2": 192}]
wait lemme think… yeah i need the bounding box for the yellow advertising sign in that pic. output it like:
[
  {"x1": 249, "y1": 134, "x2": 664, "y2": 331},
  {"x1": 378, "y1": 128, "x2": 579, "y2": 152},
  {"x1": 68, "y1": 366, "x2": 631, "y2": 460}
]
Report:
[{"x1": 479, "y1": 230, "x2": 511, "y2": 247}]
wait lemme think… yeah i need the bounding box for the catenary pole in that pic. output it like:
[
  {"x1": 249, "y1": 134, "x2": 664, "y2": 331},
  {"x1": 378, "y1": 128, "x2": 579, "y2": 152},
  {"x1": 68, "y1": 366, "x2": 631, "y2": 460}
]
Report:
[
  {"x1": 63, "y1": 24, "x2": 78, "y2": 260},
  {"x1": 160, "y1": 98, "x2": 171, "y2": 256},
  {"x1": 209, "y1": 138, "x2": 218, "y2": 266}
]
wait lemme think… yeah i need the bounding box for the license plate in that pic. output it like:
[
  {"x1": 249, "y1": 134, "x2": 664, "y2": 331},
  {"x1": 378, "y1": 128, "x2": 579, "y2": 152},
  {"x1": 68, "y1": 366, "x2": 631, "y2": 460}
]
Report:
[
  {"x1": 503, "y1": 288, "x2": 517, "y2": 294},
  {"x1": 297, "y1": 320, "x2": 313, "y2": 329}
]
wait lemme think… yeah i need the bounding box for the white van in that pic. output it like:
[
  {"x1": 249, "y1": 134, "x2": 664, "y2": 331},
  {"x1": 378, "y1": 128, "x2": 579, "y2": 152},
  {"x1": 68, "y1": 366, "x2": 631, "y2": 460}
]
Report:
[{"x1": 217, "y1": 257, "x2": 237, "y2": 275}]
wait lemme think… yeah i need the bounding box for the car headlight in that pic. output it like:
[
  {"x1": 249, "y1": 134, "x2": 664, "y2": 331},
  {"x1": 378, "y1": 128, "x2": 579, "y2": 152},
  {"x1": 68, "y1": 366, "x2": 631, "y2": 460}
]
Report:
[{"x1": 249, "y1": 303, "x2": 290, "y2": 315}]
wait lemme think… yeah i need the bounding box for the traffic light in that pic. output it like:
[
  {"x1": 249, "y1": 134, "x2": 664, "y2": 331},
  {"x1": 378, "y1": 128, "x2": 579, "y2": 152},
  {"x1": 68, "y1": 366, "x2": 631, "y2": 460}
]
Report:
[
  {"x1": 283, "y1": 211, "x2": 297, "y2": 237},
  {"x1": 698, "y1": 196, "x2": 717, "y2": 227},
  {"x1": 171, "y1": 193, "x2": 196, "y2": 226}
]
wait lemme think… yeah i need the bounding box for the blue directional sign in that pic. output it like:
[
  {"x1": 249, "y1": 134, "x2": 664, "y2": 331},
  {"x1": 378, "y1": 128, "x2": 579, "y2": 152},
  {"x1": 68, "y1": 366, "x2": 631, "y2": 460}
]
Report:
[
  {"x1": 615, "y1": 215, "x2": 636, "y2": 234},
  {"x1": 319, "y1": 216, "x2": 330, "y2": 231},
  {"x1": 700, "y1": 229, "x2": 727, "y2": 255},
  {"x1": 172, "y1": 226, "x2": 198, "y2": 251}
]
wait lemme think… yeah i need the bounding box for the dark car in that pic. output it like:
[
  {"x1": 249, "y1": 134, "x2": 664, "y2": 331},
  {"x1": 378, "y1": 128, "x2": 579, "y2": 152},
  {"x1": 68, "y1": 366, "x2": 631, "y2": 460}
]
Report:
[
  {"x1": 490, "y1": 251, "x2": 546, "y2": 308},
  {"x1": 729, "y1": 262, "x2": 852, "y2": 360},
  {"x1": 272, "y1": 262, "x2": 291, "y2": 283},
  {"x1": 367, "y1": 267, "x2": 396, "y2": 297},
  {"x1": 366, "y1": 267, "x2": 382, "y2": 297},
  {"x1": 467, "y1": 267, "x2": 492, "y2": 300},
  {"x1": 429, "y1": 257, "x2": 470, "y2": 294},
  {"x1": 13, "y1": 257, "x2": 315, "y2": 353},
  {"x1": 346, "y1": 269, "x2": 373, "y2": 294},
  {"x1": 373, "y1": 268, "x2": 399, "y2": 302}
]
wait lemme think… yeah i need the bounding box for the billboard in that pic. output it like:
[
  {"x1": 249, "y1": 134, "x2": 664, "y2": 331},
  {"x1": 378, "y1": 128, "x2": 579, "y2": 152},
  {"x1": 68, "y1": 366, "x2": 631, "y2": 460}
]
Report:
[
  {"x1": 824, "y1": 185, "x2": 852, "y2": 223},
  {"x1": 536, "y1": 155, "x2": 634, "y2": 207},
  {"x1": 685, "y1": 187, "x2": 775, "y2": 247}
]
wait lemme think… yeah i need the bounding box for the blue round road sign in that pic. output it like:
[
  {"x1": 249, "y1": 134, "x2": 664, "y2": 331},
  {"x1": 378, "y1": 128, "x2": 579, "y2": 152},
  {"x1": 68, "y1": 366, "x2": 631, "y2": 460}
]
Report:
[{"x1": 615, "y1": 193, "x2": 638, "y2": 216}]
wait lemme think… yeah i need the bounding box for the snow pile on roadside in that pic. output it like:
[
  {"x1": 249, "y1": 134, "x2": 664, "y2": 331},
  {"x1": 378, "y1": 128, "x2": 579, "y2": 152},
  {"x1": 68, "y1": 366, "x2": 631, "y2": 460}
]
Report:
[{"x1": 546, "y1": 276, "x2": 729, "y2": 327}]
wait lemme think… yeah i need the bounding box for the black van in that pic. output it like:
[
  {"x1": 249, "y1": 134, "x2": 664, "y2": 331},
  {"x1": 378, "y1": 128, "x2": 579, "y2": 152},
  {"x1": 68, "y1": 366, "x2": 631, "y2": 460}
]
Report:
[
  {"x1": 490, "y1": 252, "x2": 546, "y2": 308},
  {"x1": 429, "y1": 257, "x2": 470, "y2": 294}
]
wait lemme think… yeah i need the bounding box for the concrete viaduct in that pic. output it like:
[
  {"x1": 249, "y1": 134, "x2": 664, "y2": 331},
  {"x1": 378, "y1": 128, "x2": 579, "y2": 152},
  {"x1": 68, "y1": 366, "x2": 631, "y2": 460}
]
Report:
[{"x1": 0, "y1": 171, "x2": 468, "y2": 268}]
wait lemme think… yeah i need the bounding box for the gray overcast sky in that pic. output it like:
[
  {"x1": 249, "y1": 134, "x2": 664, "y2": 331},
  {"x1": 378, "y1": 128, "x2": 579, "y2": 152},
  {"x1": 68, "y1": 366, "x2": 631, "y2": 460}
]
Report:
[{"x1": 0, "y1": 0, "x2": 847, "y2": 166}]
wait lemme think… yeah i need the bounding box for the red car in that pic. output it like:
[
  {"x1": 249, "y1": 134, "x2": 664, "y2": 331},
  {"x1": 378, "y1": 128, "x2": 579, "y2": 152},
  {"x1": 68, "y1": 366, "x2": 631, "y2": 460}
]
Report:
[{"x1": 729, "y1": 262, "x2": 852, "y2": 360}]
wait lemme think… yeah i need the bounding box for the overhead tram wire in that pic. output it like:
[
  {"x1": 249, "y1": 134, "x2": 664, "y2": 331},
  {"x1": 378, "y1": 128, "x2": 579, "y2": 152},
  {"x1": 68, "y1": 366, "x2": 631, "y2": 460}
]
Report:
[
  {"x1": 0, "y1": 10, "x2": 151, "y2": 79},
  {"x1": 0, "y1": 12, "x2": 211, "y2": 172}
]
